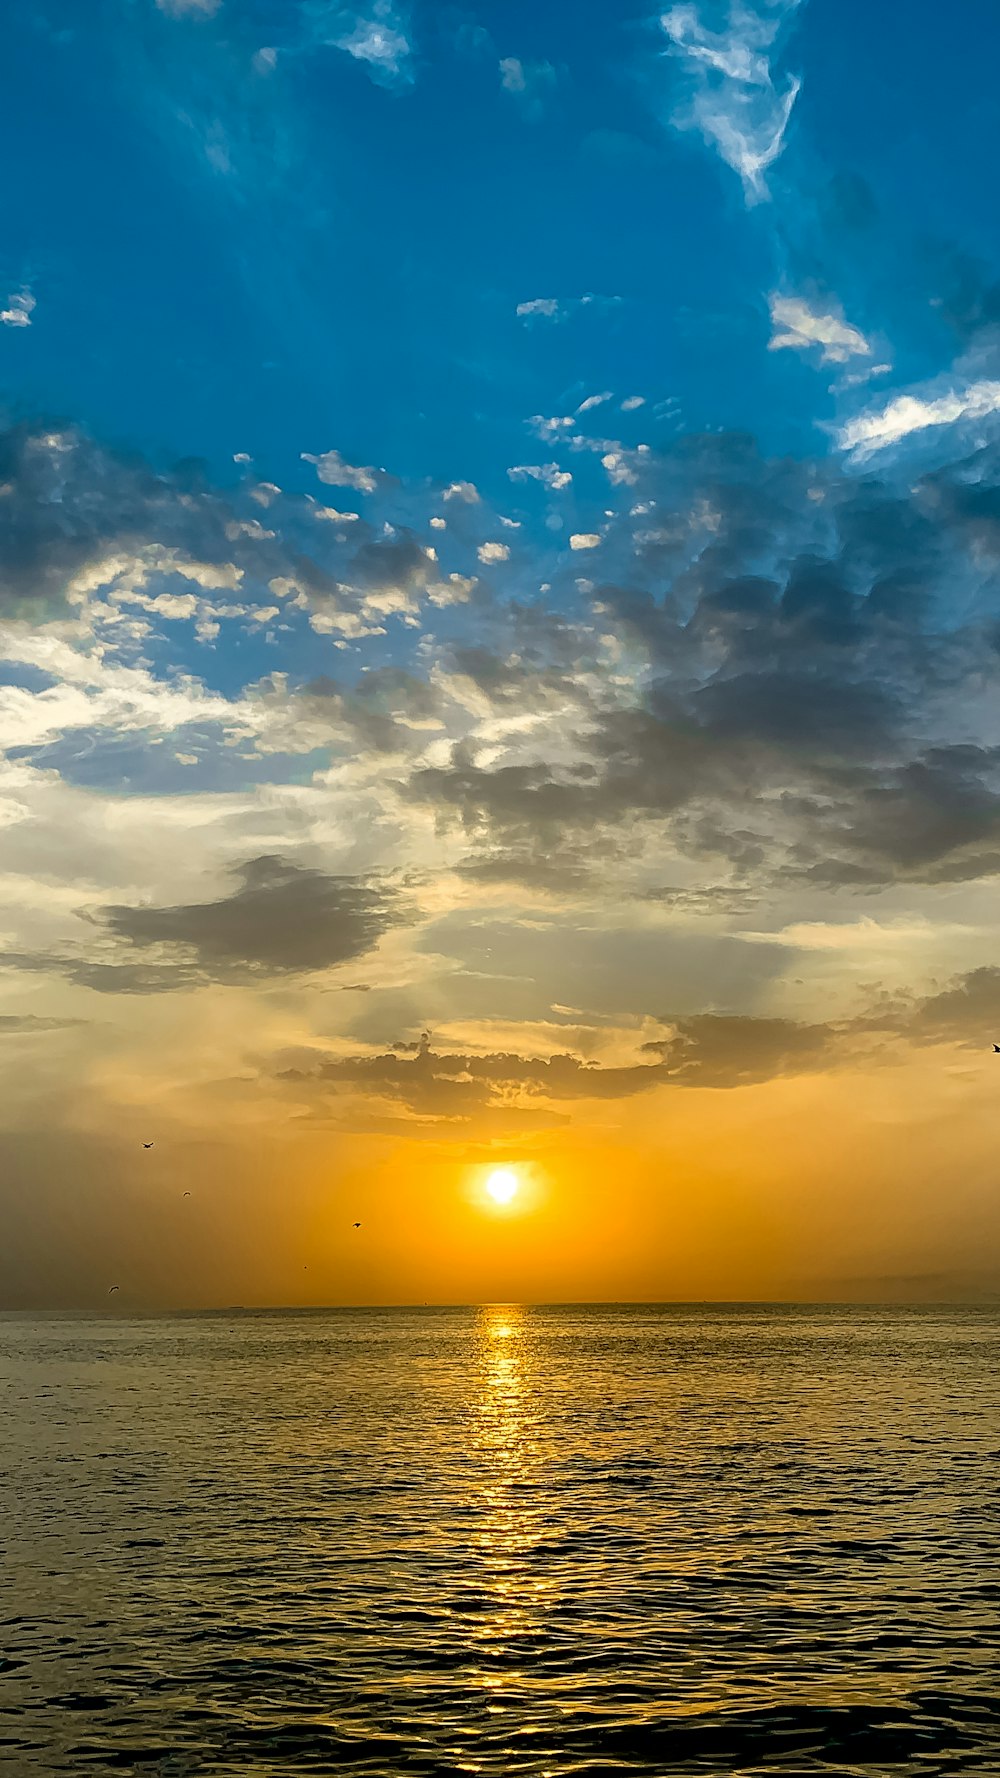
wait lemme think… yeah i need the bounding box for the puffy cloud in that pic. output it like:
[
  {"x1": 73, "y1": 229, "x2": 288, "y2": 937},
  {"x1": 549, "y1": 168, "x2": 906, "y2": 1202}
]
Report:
[
  {"x1": 477, "y1": 541, "x2": 510, "y2": 564},
  {"x1": 0, "y1": 289, "x2": 35, "y2": 328},
  {"x1": 660, "y1": 0, "x2": 802, "y2": 200},
  {"x1": 569, "y1": 533, "x2": 601, "y2": 551},
  {"x1": 768, "y1": 294, "x2": 872, "y2": 365},
  {"x1": 300, "y1": 447, "x2": 387, "y2": 493}
]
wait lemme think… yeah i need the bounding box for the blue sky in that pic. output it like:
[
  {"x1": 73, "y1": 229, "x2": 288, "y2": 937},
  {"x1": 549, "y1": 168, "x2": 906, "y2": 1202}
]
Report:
[
  {"x1": 6, "y1": 0, "x2": 1000, "y2": 499},
  {"x1": 6, "y1": 0, "x2": 1000, "y2": 1305}
]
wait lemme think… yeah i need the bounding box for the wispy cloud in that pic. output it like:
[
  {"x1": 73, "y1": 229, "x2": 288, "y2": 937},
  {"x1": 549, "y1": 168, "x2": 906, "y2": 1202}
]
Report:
[
  {"x1": 312, "y1": 0, "x2": 414, "y2": 88},
  {"x1": 838, "y1": 378, "x2": 1000, "y2": 459},
  {"x1": 769, "y1": 293, "x2": 872, "y2": 365},
  {"x1": 499, "y1": 55, "x2": 557, "y2": 117},
  {"x1": 516, "y1": 294, "x2": 622, "y2": 324},
  {"x1": 507, "y1": 463, "x2": 573, "y2": 491},
  {"x1": 1, "y1": 288, "x2": 35, "y2": 328},
  {"x1": 156, "y1": 0, "x2": 221, "y2": 15},
  {"x1": 660, "y1": 0, "x2": 802, "y2": 200}
]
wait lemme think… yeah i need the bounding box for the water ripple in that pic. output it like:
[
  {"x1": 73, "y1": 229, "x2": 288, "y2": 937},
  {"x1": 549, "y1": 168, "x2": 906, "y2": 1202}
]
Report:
[{"x1": 1, "y1": 1303, "x2": 999, "y2": 1774}]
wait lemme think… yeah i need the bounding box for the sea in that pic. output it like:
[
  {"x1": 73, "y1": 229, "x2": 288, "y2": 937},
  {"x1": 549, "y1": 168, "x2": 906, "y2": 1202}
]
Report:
[{"x1": 2, "y1": 1304, "x2": 999, "y2": 1776}]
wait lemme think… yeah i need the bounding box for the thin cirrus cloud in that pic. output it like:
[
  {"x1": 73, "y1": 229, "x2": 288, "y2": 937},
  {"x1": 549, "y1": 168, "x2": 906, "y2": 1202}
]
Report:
[
  {"x1": 659, "y1": 0, "x2": 802, "y2": 200},
  {"x1": 768, "y1": 294, "x2": 873, "y2": 366},
  {"x1": 155, "y1": 0, "x2": 221, "y2": 14}
]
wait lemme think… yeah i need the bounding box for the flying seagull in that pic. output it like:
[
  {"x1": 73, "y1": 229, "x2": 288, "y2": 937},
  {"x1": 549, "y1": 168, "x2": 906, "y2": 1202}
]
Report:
[
  {"x1": 182, "y1": 1191, "x2": 191, "y2": 1198},
  {"x1": 108, "y1": 1285, "x2": 120, "y2": 1295},
  {"x1": 994, "y1": 1044, "x2": 1000, "y2": 1053},
  {"x1": 353, "y1": 1222, "x2": 361, "y2": 1229},
  {"x1": 143, "y1": 1143, "x2": 154, "y2": 1149}
]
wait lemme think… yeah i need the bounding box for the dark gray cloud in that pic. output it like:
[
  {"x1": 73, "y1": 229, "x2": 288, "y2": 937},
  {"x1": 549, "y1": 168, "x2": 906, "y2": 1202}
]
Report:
[
  {"x1": 97, "y1": 855, "x2": 402, "y2": 979},
  {"x1": 275, "y1": 959, "x2": 1000, "y2": 1130},
  {"x1": 278, "y1": 1013, "x2": 841, "y2": 1127},
  {"x1": 405, "y1": 431, "x2": 1000, "y2": 893},
  {"x1": 0, "y1": 857, "x2": 403, "y2": 994}
]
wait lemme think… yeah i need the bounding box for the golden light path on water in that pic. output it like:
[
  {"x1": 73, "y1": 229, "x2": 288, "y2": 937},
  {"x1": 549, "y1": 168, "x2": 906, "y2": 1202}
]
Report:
[{"x1": 472, "y1": 1306, "x2": 556, "y2": 1710}]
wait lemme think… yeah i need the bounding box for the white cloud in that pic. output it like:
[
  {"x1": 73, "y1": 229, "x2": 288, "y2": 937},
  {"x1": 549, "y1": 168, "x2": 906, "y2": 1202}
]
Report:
[
  {"x1": 477, "y1": 541, "x2": 510, "y2": 564},
  {"x1": 516, "y1": 294, "x2": 622, "y2": 324},
  {"x1": 442, "y1": 481, "x2": 480, "y2": 503},
  {"x1": 660, "y1": 1, "x2": 801, "y2": 201},
  {"x1": 769, "y1": 294, "x2": 872, "y2": 365},
  {"x1": 577, "y1": 391, "x2": 613, "y2": 414},
  {"x1": 528, "y1": 414, "x2": 575, "y2": 441},
  {"x1": 429, "y1": 516, "x2": 446, "y2": 529},
  {"x1": 301, "y1": 448, "x2": 384, "y2": 493},
  {"x1": 332, "y1": 2, "x2": 413, "y2": 86},
  {"x1": 1, "y1": 289, "x2": 35, "y2": 328},
  {"x1": 569, "y1": 533, "x2": 601, "y2": 551},
  {"x1": 507, "y1": 463, "x2": 573, "y2": 491},
  {"x1": 620, "y1": 396, "x2": 646, "y2": 411},
  {"x1": 838, "y1": 379, "x2": 1000, "y2": 459}
]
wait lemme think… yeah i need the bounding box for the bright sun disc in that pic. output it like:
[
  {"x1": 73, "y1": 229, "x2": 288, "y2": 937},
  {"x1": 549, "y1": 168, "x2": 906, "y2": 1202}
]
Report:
[{"x1": 485, "y1": 1167, "x2": 519, "y2": 1205}]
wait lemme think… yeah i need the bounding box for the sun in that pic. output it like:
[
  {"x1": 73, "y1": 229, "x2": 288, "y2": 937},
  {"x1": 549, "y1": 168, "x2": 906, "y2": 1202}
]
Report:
[{"x1": 485, "y1": 1167, "x2": 520, "y2": 1205}]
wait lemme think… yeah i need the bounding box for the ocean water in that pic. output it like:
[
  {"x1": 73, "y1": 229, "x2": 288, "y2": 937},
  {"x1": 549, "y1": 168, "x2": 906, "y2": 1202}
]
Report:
[{"x1": 2, "y1": 1305, "x2": 999, "y2": 1776}]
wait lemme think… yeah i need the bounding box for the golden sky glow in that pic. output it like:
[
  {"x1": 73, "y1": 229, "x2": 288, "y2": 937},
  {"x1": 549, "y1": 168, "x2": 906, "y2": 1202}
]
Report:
[{"x1": 5, "y1": 3, "x2": 1000, "y2": 1312}]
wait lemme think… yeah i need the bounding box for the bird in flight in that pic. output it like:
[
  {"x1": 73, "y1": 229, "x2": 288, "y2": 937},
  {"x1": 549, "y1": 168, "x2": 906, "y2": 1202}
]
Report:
[
  {"x1": 993, "y1": 1044, "x2": 1000, "y2": 1053},
  {"x1": 143, "y1": 1143, "x2": 154, "y2": 1150},
  {"x1": 182, "y1": 1191, "x2": 191, "y2": 1198},
  {"x1": 108, "y1": 1285, "x2": 120, "y2": 1295},
  {"x1": 353, "y1": 1222, "x2": 361, "y2": 1229}
]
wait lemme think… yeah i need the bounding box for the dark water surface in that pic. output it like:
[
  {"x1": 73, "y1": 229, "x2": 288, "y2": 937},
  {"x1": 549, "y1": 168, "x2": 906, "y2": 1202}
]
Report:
[{"x1": 2, "y1": 1304, "x2": 1000, "y2": 1776}]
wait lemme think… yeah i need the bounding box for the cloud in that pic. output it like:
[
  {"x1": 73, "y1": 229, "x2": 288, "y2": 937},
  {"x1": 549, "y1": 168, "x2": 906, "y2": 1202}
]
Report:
[
  {"x1": 155, "y1": 0, "x2": 221, "y2": 15},
  {"x1": 277, "y1": 1011, "x2": 842, "y2": 1129},
  {"x1": 516, "y1": 294, "x2": 622, "y2": 324},
  {"x1": 477, "y1": 541, "x2": 510, "y2": 564},
  {"x1": 768, "y1": 294, "x2": 872, "y2": 365},
  {"x1": 96, "y1": 855, "x2": 403, "y2": 981},
  {"x1": 660, "y1": 0, "x2": 802, "y2": 200},
  {"x1": 329, "y1": 1, "x2": 414, "y2": 86},
  {"x1": 569, "y1": 533, "x2": 601, "y2": 550},
  {"x1": 838, "y1": 379, "x2": 1000, "y2": 459},
  {"x1": 301, "y1": 448, "x2": 388, "y2": 493},
  {"x1": 0, "y1": 288, "x2": 35, "y2": 328},
  {"x1": 499, "y1": 55, "x2": 557, "y2": 116},
  {"x1": 577, "y1": 392, "x2": 613, "y2": 414},
  {"x1": 507, "y1": 463, "x2": 573, "y2": 491}
]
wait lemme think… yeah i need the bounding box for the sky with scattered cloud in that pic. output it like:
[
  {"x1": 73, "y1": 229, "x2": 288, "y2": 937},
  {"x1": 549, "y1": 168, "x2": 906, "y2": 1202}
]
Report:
[{"x1": 3, "y1": 0, "x2": 1000, "y2": 1307}]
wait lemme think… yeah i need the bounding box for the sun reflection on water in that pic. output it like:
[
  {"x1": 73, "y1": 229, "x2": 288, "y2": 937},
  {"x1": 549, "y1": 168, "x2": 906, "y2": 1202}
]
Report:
[{"x1": 471, "y1": 1305, "x2": 554, "y2": 1689}]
